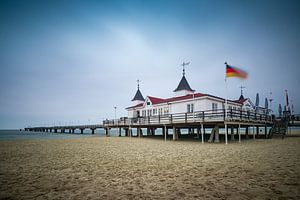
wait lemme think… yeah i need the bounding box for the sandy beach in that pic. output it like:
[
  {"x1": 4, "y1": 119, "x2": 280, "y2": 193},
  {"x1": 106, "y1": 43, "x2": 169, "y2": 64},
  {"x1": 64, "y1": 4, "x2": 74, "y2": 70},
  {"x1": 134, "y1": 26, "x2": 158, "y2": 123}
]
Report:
[{"x1": 0, "y1": 136, "x2": 299, "y2": 200}]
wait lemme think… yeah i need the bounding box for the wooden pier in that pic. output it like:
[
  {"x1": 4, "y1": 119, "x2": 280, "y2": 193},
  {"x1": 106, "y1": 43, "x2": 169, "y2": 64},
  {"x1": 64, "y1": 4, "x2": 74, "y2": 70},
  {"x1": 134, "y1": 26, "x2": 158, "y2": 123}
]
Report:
[{"x1": 24, "y1": 110, "x2": 300, "y2": 144}]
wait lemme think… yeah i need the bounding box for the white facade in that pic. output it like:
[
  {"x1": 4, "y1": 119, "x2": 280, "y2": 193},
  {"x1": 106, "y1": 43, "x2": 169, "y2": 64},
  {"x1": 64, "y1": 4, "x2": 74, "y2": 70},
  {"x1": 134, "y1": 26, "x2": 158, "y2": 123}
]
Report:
[{"x1": 127, "y1": 94, "x2": 248, "y2": 118}]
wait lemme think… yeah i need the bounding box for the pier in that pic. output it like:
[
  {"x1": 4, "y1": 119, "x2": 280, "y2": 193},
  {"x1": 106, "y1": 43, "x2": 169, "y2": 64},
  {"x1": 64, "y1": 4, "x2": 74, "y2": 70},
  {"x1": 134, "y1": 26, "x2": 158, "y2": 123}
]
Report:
[{"x1": 24, "y1": 110, "x2": 300, "y2": 144}]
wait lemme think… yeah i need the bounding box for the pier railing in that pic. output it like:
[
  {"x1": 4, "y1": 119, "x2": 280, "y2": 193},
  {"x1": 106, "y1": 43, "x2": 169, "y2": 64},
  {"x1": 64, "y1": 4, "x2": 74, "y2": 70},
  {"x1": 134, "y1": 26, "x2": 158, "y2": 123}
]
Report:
[{"x1": 103, "y1": 109, "x2": 274, "y2": 127}]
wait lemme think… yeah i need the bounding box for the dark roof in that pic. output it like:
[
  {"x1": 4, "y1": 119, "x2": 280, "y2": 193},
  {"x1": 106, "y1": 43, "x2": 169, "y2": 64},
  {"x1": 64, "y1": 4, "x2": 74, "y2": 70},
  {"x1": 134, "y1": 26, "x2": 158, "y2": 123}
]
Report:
[
  {"x1": 239, "y1": 94, "x2": 245, "y2": 100},
  {"x1": 173, "y1": 76, "x2": 194, "y2": 92},
  {"x1": 131, "y1": 89, "x2": 145, "y2": 101}
]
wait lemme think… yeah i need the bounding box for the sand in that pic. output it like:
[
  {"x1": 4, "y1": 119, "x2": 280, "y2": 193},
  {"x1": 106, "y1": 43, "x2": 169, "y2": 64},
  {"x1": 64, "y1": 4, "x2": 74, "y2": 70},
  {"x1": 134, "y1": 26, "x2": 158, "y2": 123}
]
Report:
[{"x1": 0, "y1": 136, "x2": 299, "y2": 200}]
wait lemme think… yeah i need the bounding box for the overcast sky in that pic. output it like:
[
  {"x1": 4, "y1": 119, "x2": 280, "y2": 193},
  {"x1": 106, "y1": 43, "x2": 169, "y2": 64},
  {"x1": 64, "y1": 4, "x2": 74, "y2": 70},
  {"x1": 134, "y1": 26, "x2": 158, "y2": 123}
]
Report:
[{"x1": 0, "y1": 0, "x2": 299, "y2": 128}]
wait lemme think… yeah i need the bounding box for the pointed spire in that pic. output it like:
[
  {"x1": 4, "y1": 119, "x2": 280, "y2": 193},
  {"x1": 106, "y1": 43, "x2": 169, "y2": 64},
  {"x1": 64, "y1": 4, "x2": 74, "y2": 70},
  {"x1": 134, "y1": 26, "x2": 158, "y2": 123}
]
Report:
[
  {"x1": 132, "y1": 79, "x2": 145, "y2": 102},
  {"x1": 239, "y1": 86, "x2": 246, "y2": 100},
  {"x1": 174, "y1": 62, "x2": 194, "y2": 93}
]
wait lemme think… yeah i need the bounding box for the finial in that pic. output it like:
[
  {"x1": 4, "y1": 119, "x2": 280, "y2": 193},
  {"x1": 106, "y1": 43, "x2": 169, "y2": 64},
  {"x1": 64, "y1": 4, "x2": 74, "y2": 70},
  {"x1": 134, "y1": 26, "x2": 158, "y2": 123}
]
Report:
[
  {"x1": 181, "y1": 62, "x2": 190, "y2": 76},
  {"x1": 137, "y1": 79, "x2": 140, "y2": 90},
  {"x1": 240, "y1": 86, "x2": 245, "y2": 95},
  {"x1": 224, "y1": 61, "x2": 228, "y2": 65}
]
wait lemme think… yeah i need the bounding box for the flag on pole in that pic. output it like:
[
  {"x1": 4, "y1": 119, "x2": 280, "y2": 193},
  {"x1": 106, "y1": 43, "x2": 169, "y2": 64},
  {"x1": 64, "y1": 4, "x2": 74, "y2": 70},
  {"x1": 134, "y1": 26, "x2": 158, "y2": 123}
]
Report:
[{"x1": 225, "y1": 63, "x2": 248, "y2": 79}]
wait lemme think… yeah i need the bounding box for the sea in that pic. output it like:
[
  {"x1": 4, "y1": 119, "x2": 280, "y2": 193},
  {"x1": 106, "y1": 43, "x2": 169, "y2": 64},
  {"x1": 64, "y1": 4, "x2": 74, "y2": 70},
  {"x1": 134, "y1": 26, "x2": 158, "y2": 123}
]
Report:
[{"x1": 0, "y1": 129, "x2": 113, "y2": 141}]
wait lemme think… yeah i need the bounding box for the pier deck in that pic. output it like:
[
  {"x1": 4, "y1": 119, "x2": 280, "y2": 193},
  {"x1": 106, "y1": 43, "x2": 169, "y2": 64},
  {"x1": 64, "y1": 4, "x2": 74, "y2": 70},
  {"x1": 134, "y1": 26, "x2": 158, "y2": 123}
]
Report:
[{"x1": 24, "y1": 110, "x2": 299, "y2": 143}]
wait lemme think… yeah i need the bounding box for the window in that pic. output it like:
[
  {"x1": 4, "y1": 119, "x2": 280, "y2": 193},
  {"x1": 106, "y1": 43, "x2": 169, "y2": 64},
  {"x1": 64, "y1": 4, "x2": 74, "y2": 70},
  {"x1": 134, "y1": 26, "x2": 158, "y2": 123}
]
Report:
[
  {"x1": 164, "y1": 107, "x2": 169, "y2": 114},
  {"x1": 153, "y1": 109, "x2": 157, "y2": 115},
  {"x1": 212, "y1": 103, "x2": 218, "y2": 112},
  {"x1": 187, "y1": 104, "x2": 194, "y2": 113},
  {"x1": 228, "y1": 106, "x2": 232, "y2": 110},
  {"x1": 147, "y1": 102, "x2": 151, "y2": 105},
  {"x1": 142, "y1": 110, "x2": 146, "y2": 117},
  {"x1": 159, "y1": 108, "x2": 163, "y2": 115}
]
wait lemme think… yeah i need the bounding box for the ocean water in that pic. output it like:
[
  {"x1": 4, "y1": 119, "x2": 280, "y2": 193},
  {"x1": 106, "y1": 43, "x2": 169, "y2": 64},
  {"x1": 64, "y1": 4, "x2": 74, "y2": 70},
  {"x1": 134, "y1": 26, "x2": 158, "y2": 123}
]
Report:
[{"x1": 0, "y1": 129, "x2": 110, "y2": 141}]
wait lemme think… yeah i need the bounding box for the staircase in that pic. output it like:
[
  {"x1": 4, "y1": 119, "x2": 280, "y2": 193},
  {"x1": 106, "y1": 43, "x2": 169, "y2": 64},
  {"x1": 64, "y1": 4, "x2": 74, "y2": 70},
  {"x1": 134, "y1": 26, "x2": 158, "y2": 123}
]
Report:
[{"x1": 267, "y1": 119, "x2": 288, "y2": 139}]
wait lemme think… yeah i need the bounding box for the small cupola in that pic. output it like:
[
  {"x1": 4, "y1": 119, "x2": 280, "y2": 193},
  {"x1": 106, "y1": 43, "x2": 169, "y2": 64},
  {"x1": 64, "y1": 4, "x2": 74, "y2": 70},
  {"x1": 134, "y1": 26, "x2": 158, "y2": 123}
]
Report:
[
  {"x1": 131, "y1": 79, "x2": 145, "y2": 105},
  {"x1": 173, "y1": 62, "x2": 195, "y2": 96}
]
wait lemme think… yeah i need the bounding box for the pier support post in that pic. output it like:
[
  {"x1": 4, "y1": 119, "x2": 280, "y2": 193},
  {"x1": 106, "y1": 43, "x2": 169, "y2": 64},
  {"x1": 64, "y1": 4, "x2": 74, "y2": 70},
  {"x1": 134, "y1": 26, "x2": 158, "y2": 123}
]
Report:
[
  {"x1": 265, "y1": 126, "x2": 267, "y2": 138},
  {"x1": 164, "y1": 125, "x2": 167, "y2": 141},
  {"x1": 106, "y1": 128, "x2": 110, "y2": 137},
  {"x1": 129, "y1": 127, "x2": 132, "y2": 137},
  {"x1": 238, "y1": 124, "x2": 241, "y2": 143},
  {"x1": 147, "y1": 128, "x2": 150, "y2": 136},
  {"x1": 225, "y1": 123, "x2": 228, "y2": 144},
  {"x1": 253, "y1": 126, "x2": 255, "y2": 140},
  {"x1": 173, "y1": 127, "x2": 178, "y2": 141},
  {"x1": 196, "y1": 127, "x2": 200, "y2": 139},
  {"x1": 91, "y1": 129, "x2": 95, "y2": 134},
  {"x1": 201, "y1": 124, "x2": 204, "y2": 144},
  {"x1": 231, "y1": 126, "x2": 235, "y2": 141},
  {"x1": 69, "y1": 129, "x2": 71, "y2": 133},
  {"x1": 80, "y1": 128, "x2": 84, "y2": 134},
  {"x1": 54, "y1": 129, "x2": 57, "y2": 133},
  {"x1": 245, "y1": 126, "x2": 249, "y2": 139},
  {"x1": 256, "y1": 126, "x2": 259, "y2": 138},
  {"x1": 137, "y1": 127, "x2": 141, "y2": 138},
  {"x1": 208, "y1": 127, "x2": 214, "y2": 143},
  {"x1": 72, "y1": 129, "x2": 75, "y2": 133},
  {"x1": 215, "y1": 125, "x2": 220, "y2": 143},
  {"x1": 119, "y1": 128, "x2": 121, "y2": 137},
  {"x1": 125, "y1": 128, "x2": 129, "y2": 137}
]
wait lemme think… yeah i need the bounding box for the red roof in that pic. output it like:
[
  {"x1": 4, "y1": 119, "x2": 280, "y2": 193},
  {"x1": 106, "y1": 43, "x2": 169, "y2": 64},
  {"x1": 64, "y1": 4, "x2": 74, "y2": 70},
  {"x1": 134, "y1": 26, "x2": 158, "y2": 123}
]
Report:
[
  {"x1": 126, "y1": 103, "x2": 144, "y2": 109},
  {"x1": 127, "y1": 92, "x2": 243, "y2": 110}
]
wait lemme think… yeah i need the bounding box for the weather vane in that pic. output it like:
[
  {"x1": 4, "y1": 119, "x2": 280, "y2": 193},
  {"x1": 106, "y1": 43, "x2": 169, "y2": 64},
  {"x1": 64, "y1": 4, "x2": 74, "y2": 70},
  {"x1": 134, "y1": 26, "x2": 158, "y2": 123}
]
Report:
[
  {"x1": 181, "y1": 61, "x2": 190, "y2": 76},
  {"x1": 240, "y1": 86, "x2": 246, "y2": 96}
]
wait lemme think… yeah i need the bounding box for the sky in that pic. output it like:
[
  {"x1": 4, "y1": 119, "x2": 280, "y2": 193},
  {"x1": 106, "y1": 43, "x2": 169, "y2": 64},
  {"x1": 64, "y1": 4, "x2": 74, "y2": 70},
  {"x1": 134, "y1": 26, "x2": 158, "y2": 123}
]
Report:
[{"x1": 0, "y1": 0, "x2": 299, "y2": 129}]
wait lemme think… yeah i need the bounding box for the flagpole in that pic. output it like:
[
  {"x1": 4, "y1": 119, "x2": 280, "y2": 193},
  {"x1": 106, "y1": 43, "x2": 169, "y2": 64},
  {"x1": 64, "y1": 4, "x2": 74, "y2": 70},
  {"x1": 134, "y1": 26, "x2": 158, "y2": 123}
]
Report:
[{"x1": 224, "y1": 62, "x2": 228, "y2": 145}]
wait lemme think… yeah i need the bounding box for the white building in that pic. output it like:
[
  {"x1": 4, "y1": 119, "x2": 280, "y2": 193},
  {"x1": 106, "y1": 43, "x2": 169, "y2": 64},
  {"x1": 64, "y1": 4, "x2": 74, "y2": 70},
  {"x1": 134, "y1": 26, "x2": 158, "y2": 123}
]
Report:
[{"x1": 126, "y1": 68, "x2": 265, "y2": 118}]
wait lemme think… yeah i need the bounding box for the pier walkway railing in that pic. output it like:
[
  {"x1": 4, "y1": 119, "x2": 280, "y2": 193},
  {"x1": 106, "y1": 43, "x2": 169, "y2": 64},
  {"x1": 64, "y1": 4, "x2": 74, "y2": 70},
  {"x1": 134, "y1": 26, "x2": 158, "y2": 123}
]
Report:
[{"x1": 103, "y1": 109, "x2": 274, "y2": 127}]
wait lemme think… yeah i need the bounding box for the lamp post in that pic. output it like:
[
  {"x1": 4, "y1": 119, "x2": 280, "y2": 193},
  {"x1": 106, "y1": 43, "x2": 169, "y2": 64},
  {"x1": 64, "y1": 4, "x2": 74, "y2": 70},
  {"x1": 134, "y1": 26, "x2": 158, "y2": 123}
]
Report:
[{"x1": 114, "y1": 106, "x2": 117, "y2": 120}]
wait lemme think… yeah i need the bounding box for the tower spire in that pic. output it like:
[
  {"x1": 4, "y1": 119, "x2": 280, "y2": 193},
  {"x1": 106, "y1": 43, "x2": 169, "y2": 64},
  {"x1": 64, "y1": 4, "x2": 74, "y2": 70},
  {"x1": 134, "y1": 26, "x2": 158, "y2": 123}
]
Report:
[
  {"x1": 238, "y1": 86, "x2": 246, "y2": 100},
  {"x1": 131, "y1": 79, "x2": 145, "y2": 102}
]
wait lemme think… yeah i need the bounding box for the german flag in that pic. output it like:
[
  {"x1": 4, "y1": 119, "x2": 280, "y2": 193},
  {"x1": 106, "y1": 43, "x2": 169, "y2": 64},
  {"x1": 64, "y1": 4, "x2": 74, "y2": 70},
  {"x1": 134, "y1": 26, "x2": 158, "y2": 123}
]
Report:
[{"x1": 226, "y1": 64, "x2": 248, "y2": 79}]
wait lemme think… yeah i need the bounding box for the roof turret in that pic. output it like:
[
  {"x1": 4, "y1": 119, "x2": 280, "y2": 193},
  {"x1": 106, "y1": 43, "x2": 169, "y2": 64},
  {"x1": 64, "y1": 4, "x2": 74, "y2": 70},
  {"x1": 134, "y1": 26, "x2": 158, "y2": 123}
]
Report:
[
  {"x1": 174, "y1": 62, "x2": 194, "y2": 92},
  {"x1": 132, "y1": 80, "x2": 145, "y2": 101}
]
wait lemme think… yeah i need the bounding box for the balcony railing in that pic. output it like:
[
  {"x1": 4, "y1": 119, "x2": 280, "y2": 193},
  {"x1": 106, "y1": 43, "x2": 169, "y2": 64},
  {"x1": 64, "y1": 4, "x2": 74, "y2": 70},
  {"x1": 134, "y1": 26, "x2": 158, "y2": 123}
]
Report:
[{"x1": 103, "y1": 109, "x2": 274, "y2": 126}]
